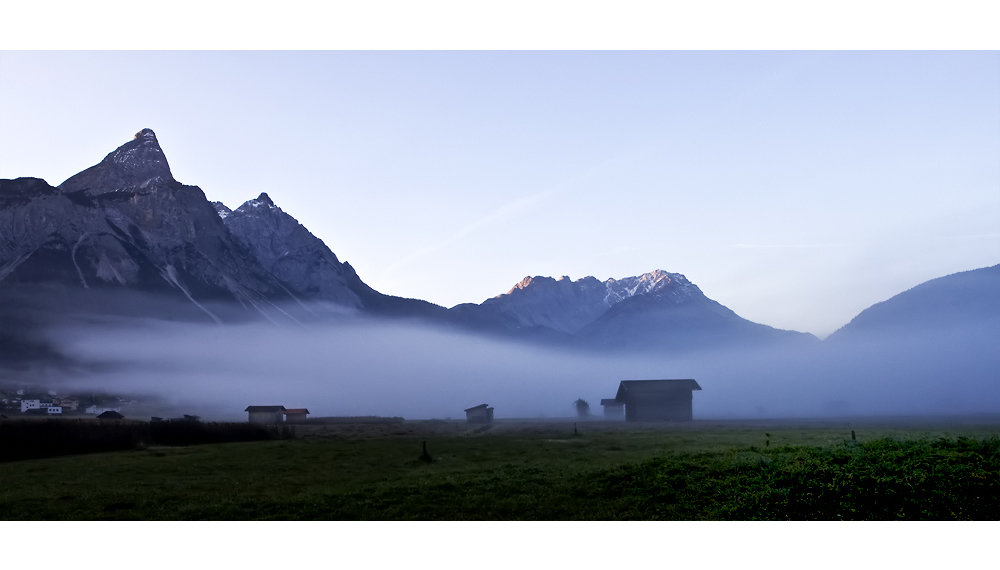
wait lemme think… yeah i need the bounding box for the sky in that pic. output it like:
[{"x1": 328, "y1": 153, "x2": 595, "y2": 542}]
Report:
[{"x1": 1, "y1": 50, "x2": 997, "y2": 337}]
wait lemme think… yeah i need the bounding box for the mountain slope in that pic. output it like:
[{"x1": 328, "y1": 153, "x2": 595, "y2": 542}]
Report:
[
  {"x1": 214, "y1": 194, "x2": 447, "y2": 319},
  {"x1": 0, "y1": 130, "x2": 292, "y2": 323},
  {"x1": 451, "y1": 270, "x2": 817, "y2": 352},
  {"x1": 827, "y1": 263, "x2": 1000, "y2": 342},
  {"x1": 216, "y1": 193, "x2": 364, "y2": 309},
  {"x1": 576, "y1": 288, "x2": 817, "y2": 352}
]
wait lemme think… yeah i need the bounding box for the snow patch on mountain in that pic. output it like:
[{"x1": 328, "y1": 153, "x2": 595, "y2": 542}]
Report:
[
  {"x1": 213, "y1": 201, "x2": 232, "y2": 220},
  {"x1": 481, "y1": 269, "x2": 701, "y2": 334}
]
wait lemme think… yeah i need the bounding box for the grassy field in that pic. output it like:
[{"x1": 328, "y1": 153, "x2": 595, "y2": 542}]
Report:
[{"x1": 1, "y1": 417, "x2": 999, "y2": 520}]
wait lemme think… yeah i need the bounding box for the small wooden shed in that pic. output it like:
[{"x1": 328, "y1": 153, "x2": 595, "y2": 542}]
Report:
[
  {"x1": 245, "y1": 405, "x2": 286, "y2": 424},
  {"x1": 612, "y1": 379, "x2": 702, "y2": 422},
  {"x1": 600, "y1": 398, "x2": 624, "y2": 419},
  {"x1": 464, "y1": 404, "x2": 494, "y2": 424},
  {"x1": 96, "y1": 410, "x2": 125, "y2": 420},
  {"x1": 284, "y1": 408, "x2": 310, "y2": 424}
]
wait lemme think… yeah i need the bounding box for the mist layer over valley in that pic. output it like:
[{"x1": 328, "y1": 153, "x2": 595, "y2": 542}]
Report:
[{"x1": 11, "y1": 298, "x2": 993, "y2": 421}]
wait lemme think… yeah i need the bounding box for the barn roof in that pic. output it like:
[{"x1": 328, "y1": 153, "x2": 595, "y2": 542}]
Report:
[
  {"x1": 464, "y1": 404, "x2": 489, "y2": 412},
  {"x1": 245, "y1": 406, "x2": 286, "y2": 412},
  {"x1": 284, "y1": 408, "x2": 310, "y2": 414},
  {"x1": 97, "y1": 411, "x2": 125, "y2": 419},
  {"x1": 615, "y1": 379, "x2": 701, "y2": 400}
]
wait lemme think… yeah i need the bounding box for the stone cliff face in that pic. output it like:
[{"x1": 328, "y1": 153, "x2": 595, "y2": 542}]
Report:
[
  {"x1": 219, "y1": 192, "x2": 364, "y2": 309},
  {"x1": 0, "y1": 130, "x2": 292, "y2": 319},
  {"x1": 215, "y1": 192, "x2": 447, "y2": 318},
  {"x1": 1, "y1": 128, "x2": 448, "y2": 326},
  {"x1": 60, "y1": 128, "x2": 175, "y2": 195}
]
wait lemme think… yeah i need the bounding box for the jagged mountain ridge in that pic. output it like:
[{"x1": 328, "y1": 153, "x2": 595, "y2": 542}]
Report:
[
  {"x1": 3, "y1": 127, "x2": 816, "y2": 362},
  {"x1": 0, "y1": 128, "x2": 444, "y2": 329},
  {"x1": 0, "y1": 130, "x2": 292, "y2": 322},
  {"x1": 60, "y1": 128, "x2": 175, "y2": 195},
  {"x1": 450, "y1": 270, "x2": 697, "y2": 335},
  {"x1": 215, "y1": 193, "x2": 364, "y2": 309},
  {"x1": 213, "y1": 192, "x2": 445, "y2": 319},
  {"x1": 451, "y1": 270, "x2": 818, "y2": 351}
]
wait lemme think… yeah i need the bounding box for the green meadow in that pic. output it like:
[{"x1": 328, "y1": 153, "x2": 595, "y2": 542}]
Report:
[{"x1": 1, "y1": 418, "x2": 999, "y2": 520}]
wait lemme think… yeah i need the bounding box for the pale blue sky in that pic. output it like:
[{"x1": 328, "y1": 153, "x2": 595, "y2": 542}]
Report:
[{"x1": 1, "y1": 51, "x2": 998, "y2": 336}]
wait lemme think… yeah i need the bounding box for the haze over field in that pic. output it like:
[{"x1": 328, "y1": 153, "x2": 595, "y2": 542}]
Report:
[{"x1": 20, "y1": 281, "x2": 999, "y2": 421}]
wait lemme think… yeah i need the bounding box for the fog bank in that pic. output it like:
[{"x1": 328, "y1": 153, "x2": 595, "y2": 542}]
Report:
[{"x1": 23, "y1": 315, "x2": 1000, "y2": 421}]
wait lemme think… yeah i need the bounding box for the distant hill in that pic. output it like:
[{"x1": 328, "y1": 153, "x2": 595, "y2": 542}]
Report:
[{"x1": 827, "y1": 264, "x2": 1000, "y2": 342}]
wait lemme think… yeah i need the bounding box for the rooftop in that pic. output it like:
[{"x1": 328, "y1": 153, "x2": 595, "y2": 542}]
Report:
[
  {"x1": 245, "y1": 406, "x2": 286, "y2": 413},
  {"x1": 615, "y1": 379, "x2": 702, "y2": 400}
]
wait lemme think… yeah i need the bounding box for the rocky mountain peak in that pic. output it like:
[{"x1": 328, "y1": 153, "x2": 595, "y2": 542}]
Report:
[
  {"x1": 59, "y1": 128, "x2": 175, "y2": 195},
  {"x1": 234, "y1": 192, "x2": 279, "y2": 215},
  {"x1": 478, "y1": 270, "x2": 696, "y2": 335}
]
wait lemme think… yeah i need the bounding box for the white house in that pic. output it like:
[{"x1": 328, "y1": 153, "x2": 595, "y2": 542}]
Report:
[
  {"x1": 46, "y1": 407, "x2": 62, "y2": 415},
  {"x1": 21, "y1": 400, "x2": 41, "y2": 412}
]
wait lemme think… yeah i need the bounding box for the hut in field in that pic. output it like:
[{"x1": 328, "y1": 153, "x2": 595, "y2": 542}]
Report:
[
  {"x1": 245, "y1": 405, "x2": 286, "y2": 424},
  {"x1": 464, "y1": 404, "x2": 494, "y2": 424},
  {"x1": 96, "y1": 410, "x2": 125, "y2": 420},
  {"x1": 600, "y1": 398, "x2": 624, "y2": 419},
  {"x1": 608, "y1": 379, "x2": 702, "y2": 422},
  {"x1": 284, "y1": 408, "x2": 310, "y2": 424}
]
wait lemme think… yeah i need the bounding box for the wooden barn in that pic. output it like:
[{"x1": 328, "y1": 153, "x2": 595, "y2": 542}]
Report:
[
  {"x1": 609, "y1": 379, "x2": 702, "y2": 422},
  {"x1": 464, "y1": 404, "x2": 494, "y2": 424},
  {"x1": 245, "y1": 405, "x2": 286, "y2": 424},
  {"x1": 600, "y1": 398, "x2": 624, "y2": 419},
  {"x1": 284, "y1": 408, "x2": 310, "y2": 424},
  {"x1": 96, "y1": 410, "x2": 125, "y2": 420}
]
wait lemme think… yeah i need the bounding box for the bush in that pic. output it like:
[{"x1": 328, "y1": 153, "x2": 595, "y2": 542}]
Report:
[
  {"x1": 595, "y1": 436, "x2": 1000, "y2": 520},
  {"x1": 0, "y1": 419, "x2": 294, "y2": 462}
]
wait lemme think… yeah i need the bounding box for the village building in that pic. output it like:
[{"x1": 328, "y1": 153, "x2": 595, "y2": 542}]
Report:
[
  {"x1": 245, "y1": 405, "x2": 286, "y2": 424},
  {"x1": 464, "y1": 404, "x2": 494, "y2": 424},
  {"x1": 46, "y1": 406, "x2": 62, "y2": 415},
  {"x1": 58, "y1": 399, "x2": 80, "y2": 411},
  {"x1": 20, "y1": 400, "x2": 41, "y2": 413},
  {"x1": 284, "y1": 408, "x2": 310, "y2": 424},
  {"x1": 600, "y1": 398, "x2": 624, "y2": 419},
  {"x1": 606, "y1": 379, "x2": 702, "y2": 422}
]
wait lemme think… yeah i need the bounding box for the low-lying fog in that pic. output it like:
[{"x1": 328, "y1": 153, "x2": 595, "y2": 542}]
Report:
[{"x1": 23, "y1": 314, "x2": 1000, "y2": 421}]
